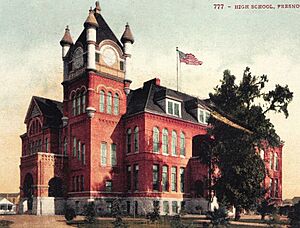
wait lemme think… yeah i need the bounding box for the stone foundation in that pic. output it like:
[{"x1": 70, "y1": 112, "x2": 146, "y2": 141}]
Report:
[
  {"x1": 19, "y1": 197, "x2": 65, "y2": 215},
  {"x1": 20, "y1": 196, "x2": 214, "y2": 216}
]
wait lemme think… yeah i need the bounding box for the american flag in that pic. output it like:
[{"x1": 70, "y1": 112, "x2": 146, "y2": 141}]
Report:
[{"x1": 178, "y1": 50, "x2": 203, "y2": 65}]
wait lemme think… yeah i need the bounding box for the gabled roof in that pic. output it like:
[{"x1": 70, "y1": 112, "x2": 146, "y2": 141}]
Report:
[{"x1": 24, "y1": 96, "x2": 63, "y2": 128}]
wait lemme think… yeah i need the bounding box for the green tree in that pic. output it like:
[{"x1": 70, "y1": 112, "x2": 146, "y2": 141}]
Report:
[{"x1": 205, "y1": 67, "x2": 293, "y2": 219}]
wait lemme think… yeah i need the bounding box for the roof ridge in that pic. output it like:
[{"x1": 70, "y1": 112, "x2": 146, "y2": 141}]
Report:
[{"x1": 33, "y1": 96, "x2": 62, "y2": 104}]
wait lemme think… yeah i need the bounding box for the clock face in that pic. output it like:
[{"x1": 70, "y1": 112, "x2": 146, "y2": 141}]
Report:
[
  {"x1": 73, "y1": 47, "x2": 84, "y2": 70},
  {"x1": 102, "y1": 47, "x2": 117, "y2": 66}
]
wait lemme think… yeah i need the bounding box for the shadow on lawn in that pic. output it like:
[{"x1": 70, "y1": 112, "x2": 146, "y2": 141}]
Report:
[{"x1": 0, "y1": 220, "x2": 14, "y2": 228}]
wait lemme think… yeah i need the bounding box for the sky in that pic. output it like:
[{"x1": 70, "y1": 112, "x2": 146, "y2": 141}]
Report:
[{"x1": 0, "y1": 0, "x2": 299, "y2": 199}]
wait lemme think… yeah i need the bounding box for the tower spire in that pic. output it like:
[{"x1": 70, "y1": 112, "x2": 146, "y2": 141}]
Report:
[{"x1": 60, "y1": 25, "x2": 73, "y2": 47}]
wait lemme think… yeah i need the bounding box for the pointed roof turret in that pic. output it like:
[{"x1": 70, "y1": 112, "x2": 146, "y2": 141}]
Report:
[
  {"x1": 84, "y1": 7, "x2": 99, "y2": 28},
  {"x1": 121, "y1": 23, "x2": 134, "y2": 44},
  {"x1": 60, "y1": 26, "x2": 73, "y2": 46},
  {"x1": 94, "y1": 1, "x2": 101, "y2": 14}
]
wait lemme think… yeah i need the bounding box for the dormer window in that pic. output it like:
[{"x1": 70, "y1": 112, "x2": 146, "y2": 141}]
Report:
[
  {"x1": 166, "y1": 99, "x2": 181, "y2": 117},
  {"x1": 198, "y1": 109, "x2": 210, "y2": 124}
]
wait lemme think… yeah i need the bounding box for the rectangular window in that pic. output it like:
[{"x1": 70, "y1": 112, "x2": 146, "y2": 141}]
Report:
[
  {"x1": 107, "y1": 201, "x2": 112, "y2": 213},
  {"x1": 72, "y1": 176, "x2": 75, "y2": 191},
  {"x1": 45, "y1": 138, "x2": 49, "y2": 152},
  {"x1": 270, "y1": 178, "x2": 274, "y2": 196},
  {"x1": 134, "y1": 201, "x2": 138, "y2": 215},
  {"x1": 180, "y1": 133, "x2": 185, "y2": 156},
  {"x1": 163, "y1": 201, "x2": 169, "y2": 215},
  {"x1": 153, "y1": 164, "x2": 159, "y2": 191},
  {"x1": 120, "y1": 61, "x2": 124, "y2": 71},
  {"x1": 73, "y1": 137, "x2": 77, "y2": 157},
  {"x1": 133, "y1": 164, "x2": 139, "y2": 191},
  {"x1": 174, "y1": 103, "x2": 180, "y2": 117},
  {"x1": 82, "y1": 144, "x2": 86, "y2": 165},
  {"x1": 111, "y1": 144, "x2": 117, "y2": 166},
  {"x1": 168, "y1": 101, "x2": 173, "y2": 114},
  {"x1": 101, "y1": 142, "x2": 107, "y2": 166},
  {"x1": 126, "y1": 201, "x2": 131, "y2": 214},
  {"x1": 95, "y1": 52, "x2": 100, "y2": 62},
  {"x1": 198, "y1": 109, "x2": 210, "y2": 124},
  {"x1": 127, "y1": 166, "x2": 131, "y2": 191},
  {"x1": 275, "y1": 179, "x2": 279, "y2": 197},
  {"x1": 199, "y1": 110, "x2": 204, "y2": 123},
  {"x1": 162, "y1": 166, "x2": 168, "y2": 192},
  {"x1": 205, "y1": 111, "x2": 210, "y2": 123},
  {"x1": 76, "y1": 176, "x2": 79, "y2": 192},
  {"x1": 180, "y1": 168, "x2": 185, "y2": 193},
  {"x1": 106, "y1": 180, "x2": 112, "y2": 192},
  {"x1": 171, "y1": 167, "x2": 177, "y2": 192},
  {"x1": 166, "y1": 99, "x2": 181, "y2": 117},
  {"x1": 81, "y1": 175, "x2": 84, "y2": 191},
  {"x1": 172, "y1": 201, "x2": 178, "y2": 214},
  {"x1": 78, "y1": 140, "x2": 81, "y2": 160}
]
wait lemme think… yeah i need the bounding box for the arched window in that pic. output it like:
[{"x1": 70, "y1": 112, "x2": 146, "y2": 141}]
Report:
[
  {"x1": 126, "y1": 129, "x2": 132, "y2": 154},
  {"x1": 180, "y1": 132, "x2": 185, "y2": 156},
  {"x1": 107, "y1": 92, "x2": 112, "y2": 114},
  {"x1": 32, "y1": 121, "x2": 35, "y2": 134},
  {"x1": 63, "y1": 137, "x2": 67, "y2": 155},
  {"x1": 76, "y1": 93, "x2": 81, "y2": 115},
  {"x1": 134, "y1": 127, "x2": 139, "y2": 152},
  {"x1": 162, "y1": 129, "x2": 168, "y2": 155},
  {"x1": 274, "y1": 153, "x2": 279, "y2": 171},
  {"x1": 153, "y1": 127, "x2": 159, "y2": 153},
  {"x1": 72, "y1": 94, "x2": 76, "y2": 116},
  {"x1": 81, "y1": 92, "x2": 86, "y2": 113},
  {"x1": 114, "y1": 93, "x2": 119, "y2": 115},
  {"x1": 35, "y1": 120, "x2": 38, "y2": 133},
  {"x1": 45, "y1": 138, "x2": 49, "y2": 153},
  {"x1": 171, "y1": 130, "x2": 177, "y2": 156},
  {"x1": 100, "y1": 90, "x2": 105, "y2": 112}
]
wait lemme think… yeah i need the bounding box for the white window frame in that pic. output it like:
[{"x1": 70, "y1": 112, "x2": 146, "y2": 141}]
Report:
[
  {"x1": 166, "y1": 99, "x2": 181, "y2": 117},
  {"x1": 198, "y1": 108, "x2": 210, "y2": 124},
  {"x1": 101, "y1": 142, "x2": 107, "y2": 166},
  {"x1": 111, "y1": 143, "x2": 117, "y2": 166}
]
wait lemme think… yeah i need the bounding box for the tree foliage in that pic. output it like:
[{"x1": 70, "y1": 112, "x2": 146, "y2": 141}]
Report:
[{"x1": 205, "y1": 67, "x2": 293, "y2": 213}]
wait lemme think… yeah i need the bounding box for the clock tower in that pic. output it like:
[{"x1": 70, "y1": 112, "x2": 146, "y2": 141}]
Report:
[{"x1": 59, "y1": 2, "x2": 134, "y2": 204}]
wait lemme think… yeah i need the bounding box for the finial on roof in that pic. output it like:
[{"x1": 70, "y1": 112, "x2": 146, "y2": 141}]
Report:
[
  {"x1": 60, "y1": 25, "x2": 73, "y2": 46},
  {"x1": 121, "y1": 23, "x2": 134, "y2": 44},
  {"x1": 84, "y1": 7, "x2": 99, "y2": 28},
  {"x1": 95, "y1": 1, "x2": 101, "y2": 14}
]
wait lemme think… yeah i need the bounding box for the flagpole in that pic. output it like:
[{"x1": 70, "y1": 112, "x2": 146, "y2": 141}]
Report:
[{"x1": 176, "y1": 47, "x2": 179, "y2": 91}]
